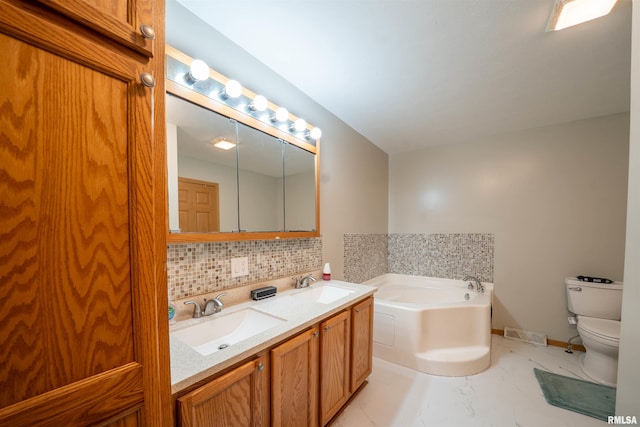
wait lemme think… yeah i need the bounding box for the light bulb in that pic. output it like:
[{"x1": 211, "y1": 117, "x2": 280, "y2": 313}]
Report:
[
  {"x1": 222, "y1": 80, "x2": 242, "y2": 98},
  {"x1": 291, "y1": 118, "x2": 307, "y2": 132},
  {"x1": 249, "y1": 95, "x2": 268, "y2": 112},
  {"x1": 308, "y1": 127, "x2": 322, "y2": 140},
  {"x1": 188, "y1": 59, "x2": 209, "y2": 82},
  {"x1": 272, "y1": 107, "x2": 289, "y2": 122}
]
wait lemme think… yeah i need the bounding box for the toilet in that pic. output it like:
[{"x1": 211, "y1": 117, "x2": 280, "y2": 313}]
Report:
[{"x1": 565, "y1": 277, "x2": 623, "y2": 387}]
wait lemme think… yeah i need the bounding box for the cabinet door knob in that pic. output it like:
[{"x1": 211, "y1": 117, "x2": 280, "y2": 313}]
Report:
[
  {"x1": 140, "y1": 24, "x2": 156, "y2": 40},
  {"x1": 140, "y1": 73, "x2": 156, "y2": 88},
  {"x1": 257, "y1": 362, "x2": 264, "y2": 371},
  {"x1": 313, "y1": 331, "x2": 319, "y2": 338},
  {"x1": 324, "y1": 326, "x2": 330, "y2": 333},
  {"x1": 355, "y1": 309, "x2": 360, "y2": 313}
]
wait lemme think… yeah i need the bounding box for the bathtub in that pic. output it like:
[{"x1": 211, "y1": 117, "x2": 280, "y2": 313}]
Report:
[{"x1": 364, "y1": 273, "x2": 493, "y2": 376}]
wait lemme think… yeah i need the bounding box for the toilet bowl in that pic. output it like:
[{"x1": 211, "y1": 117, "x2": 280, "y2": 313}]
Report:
[
  {"x1": 576, "y1": 316, "x2": 620, "y2": 386},
  {"x1": 565, "y1": 277, "x2": 623, "y2": 387}
]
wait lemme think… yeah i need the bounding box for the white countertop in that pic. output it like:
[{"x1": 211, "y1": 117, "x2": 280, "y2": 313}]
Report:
[{"x1": 170, "y1": 280, "x2": 376, "y2": 394}]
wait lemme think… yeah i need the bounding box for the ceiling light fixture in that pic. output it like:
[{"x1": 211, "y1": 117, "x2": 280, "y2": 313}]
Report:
[
  {"x1": 248, "y1": 95, "x2": 268, "y2": 112},
  {"x1": 187, "y1": 59, "x2": 209, "y2": 82},
  {"x1": 547, "y1": 0, "x2": 618, "y2": 31},
  {"x1": 220, "y1": 80, "x2": 242, "y2": 99},
  {"x1": 271, "y1": 107, "x2": 289, "y2": 123},
  {"x1": 210, "y1": 136, "x2": 236, "y2": 150}
]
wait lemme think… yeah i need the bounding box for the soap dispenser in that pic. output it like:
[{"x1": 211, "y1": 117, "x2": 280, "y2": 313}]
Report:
[
  {"x1": 323, "y1": 263, "x2": 331, "y2": 281},
  {"x1": 168, "y1": 300, "x2": 177, "y2": 324}
]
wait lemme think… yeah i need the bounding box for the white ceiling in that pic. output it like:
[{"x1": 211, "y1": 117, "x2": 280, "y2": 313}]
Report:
[{"x1": 175, "y1": 0, "x2": 632, "y2": 154}]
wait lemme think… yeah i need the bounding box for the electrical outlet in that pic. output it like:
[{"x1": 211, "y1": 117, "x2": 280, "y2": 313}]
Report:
[{"x1": 231, "y1": 257, "x2": 249, "y2": 278}]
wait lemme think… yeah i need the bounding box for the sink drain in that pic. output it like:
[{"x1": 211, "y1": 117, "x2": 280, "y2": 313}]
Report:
[{"x1": 218, "y1": 343, "x2": 229, "y2": 350}]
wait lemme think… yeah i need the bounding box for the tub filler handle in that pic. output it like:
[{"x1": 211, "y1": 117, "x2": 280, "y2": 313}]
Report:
[{"x1": 463, "y1": 275, "x2": 484, "y2": 293}]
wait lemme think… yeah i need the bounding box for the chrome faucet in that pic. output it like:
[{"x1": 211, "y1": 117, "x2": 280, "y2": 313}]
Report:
[
  {"x1": 464, "y1": 275, "x2": 484, "y2": 293},
  {"x1": 294, "y1": 274, "x2": 317, "y2": 289},
  {"x1": 183, "y1": 300, "x2": 203, "y2": 318},
  {"x1": 184, "y1": 292, "x2": 227, "y2": 318},
  {"x1": 204, "y1": 292, "x2": 227, "y2": 315}
]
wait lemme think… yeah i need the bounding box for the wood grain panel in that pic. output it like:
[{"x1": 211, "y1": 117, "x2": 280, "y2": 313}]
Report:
[
  {"x1": 271, "y1": 327, "x2": 319, "y2": 427},
  {"x1": 0, "y1": 31, "x2": 134, "y2": 407},
  {"x1": 350, "y1": 297, "x2": 373, "y2": 392},
  {"x1": 105, "y1": 410, "x2": 139, "y2": 427},
  {"x1": 320, "y1": 311, "x2": 351, "y2": 426},
  {"x1": 0, "y1": 28, "x2": 47, "y2": 405},
  {"x1": 0, "y1": 363, "x2": 143, "y2": 426},
  {"x1": 0, "y1": 0, "x2": 170, "y2": 424}
]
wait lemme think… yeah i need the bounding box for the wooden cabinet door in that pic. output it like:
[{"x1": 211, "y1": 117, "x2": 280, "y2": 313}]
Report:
[
  {"x1": 271, "y1": 327, "x2": 319, "y2": 427},
  {"x1": 34, "y1": 0, "x2": 155, "y2": 56},
  {"x1": 177, "y1": 356, "x2": 268, "y2": 427},
  {"x1": 350, "y1": 297, "x2": 374, "y2": 392},
  {"x1": 319, "y1": 311, "x2": 351, "y2": 426},
  {"x1": 0, "y1": 2, "x2": 169, "y2": 425}
]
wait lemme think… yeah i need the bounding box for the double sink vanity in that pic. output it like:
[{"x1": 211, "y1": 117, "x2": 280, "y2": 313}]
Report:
[
  {"x1": 164, "y1": 45, "x2": 374, "y2": 426},
  {"x1": 170, "y1": 279, "x2": 376, "y2": 426}
]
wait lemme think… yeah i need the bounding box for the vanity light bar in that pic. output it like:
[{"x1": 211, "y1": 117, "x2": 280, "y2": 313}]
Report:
[{"x1": 166, "y1": 46, "x2": 321, "y2": 143}]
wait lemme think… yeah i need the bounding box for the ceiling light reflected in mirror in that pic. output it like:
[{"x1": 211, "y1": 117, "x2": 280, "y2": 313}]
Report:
[
  {"x1": 547, "y1": 0, "x2": 618, "y2": 31},
  {"x1": 211, "y1": 137, "x2": 236, "y2": 150}
]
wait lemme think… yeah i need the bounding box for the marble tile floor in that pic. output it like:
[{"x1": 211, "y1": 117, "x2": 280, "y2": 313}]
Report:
[{"x1": 333, "y1": 335, "x2": 608, "y2": 427}]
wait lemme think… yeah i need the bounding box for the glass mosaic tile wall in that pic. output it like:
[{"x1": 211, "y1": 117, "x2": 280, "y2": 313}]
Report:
[
  {"x1": 343, "y1": 234, "x2": 389, "y2": 284},
  {"x1": 167, "y1": 238, "x2": 322, "y2": 299},
  {"x1": 344, "y1": 233, "x2": 494, "y2": 284}
]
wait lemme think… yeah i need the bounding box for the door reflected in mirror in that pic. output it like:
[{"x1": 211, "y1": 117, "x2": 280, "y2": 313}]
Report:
[{"x1": 167, "y1": 94, "x2": 238, "y2": 233}]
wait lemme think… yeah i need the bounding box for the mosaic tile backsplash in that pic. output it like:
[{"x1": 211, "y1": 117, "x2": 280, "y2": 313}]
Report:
[
  {"x1": 167, "y1": 238, "x2": 322, "y2": 299},
  {"x1": 344, "y1": 233, "x2": 494, "y2": 284},
  {"x1": 389, "y1": 233, "x2": 494, "y2": 282},
  {"x1": 344, "y1": 234, "x2": 389, "y2": 284}
]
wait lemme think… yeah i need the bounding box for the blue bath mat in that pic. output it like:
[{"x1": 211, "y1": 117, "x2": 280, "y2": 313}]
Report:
[{"x1": 533, "y1": 368, "x2": 616, "y2": 421}]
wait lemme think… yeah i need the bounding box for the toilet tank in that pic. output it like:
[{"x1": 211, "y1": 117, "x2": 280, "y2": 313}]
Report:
[{"x1": 565, "y1": 277, "x2": 623, "y2": 320}]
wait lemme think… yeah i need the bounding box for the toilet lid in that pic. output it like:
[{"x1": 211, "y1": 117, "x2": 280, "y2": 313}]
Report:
[{"x1": 578, "y1": 317, "x2": 620, "y2": 341}]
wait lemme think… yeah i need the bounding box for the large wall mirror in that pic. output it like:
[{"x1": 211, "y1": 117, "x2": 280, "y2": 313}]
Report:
[{"x1": 166, "y1": 47, "x2": 319, "y2": 242}]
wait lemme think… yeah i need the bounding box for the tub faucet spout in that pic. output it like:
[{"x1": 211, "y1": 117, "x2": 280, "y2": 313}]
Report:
[{"x1": 464, "y1": 275, "x2": 484, "y2": 293}]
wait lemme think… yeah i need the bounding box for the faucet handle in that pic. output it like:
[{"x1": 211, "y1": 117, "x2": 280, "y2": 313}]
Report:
[
  {"x1": 184, "y1": 300, "x2": 203, "y2": 318},
  {"x1": 214, "y1": 292, "x2": 227, "y2": 306}
]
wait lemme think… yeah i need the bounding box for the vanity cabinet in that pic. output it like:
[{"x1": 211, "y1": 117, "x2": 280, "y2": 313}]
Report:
[
  {"x1": 0, "y1": 1, "x2": 169, "y2": 425},
  {"x1": 319, "y1": 311, "x2": 351, "y2": 426},
  {"x1": 177, "y1": 355, "x2": 269, "y2": 427},
  {"x1": 271, "y1": 326, "x2": 320, "y2": 427},
  {"x1": 350, "y1": 297, "x2": 374, "y2": 392},
  {"x1": 173, "y1": 296, "x2": 373, "y2": 427}
]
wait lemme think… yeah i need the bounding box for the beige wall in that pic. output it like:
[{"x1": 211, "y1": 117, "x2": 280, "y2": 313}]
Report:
[
  {"x1": 167, "y1": 0, "x2": 389, "y2": 278},
  {"x1": 616, "y1": 0, "x2": 640, "y2": 415},
  {"x1": 389, "y1": 113, "x2": 629, "y2": 341}
]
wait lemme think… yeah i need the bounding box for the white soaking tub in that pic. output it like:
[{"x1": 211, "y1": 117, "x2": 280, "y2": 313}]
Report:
[{"x1": 364, "y1": 273, "x2": 493, "y2": 376}]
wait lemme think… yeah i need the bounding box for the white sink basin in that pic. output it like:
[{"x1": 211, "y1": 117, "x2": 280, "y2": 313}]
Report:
[
  {"x1": 293, "y1": 284, "x2": 355, "y2": 304},
  {"x1": 172, "y1": 308, "x2": 286, "y2": 356}
]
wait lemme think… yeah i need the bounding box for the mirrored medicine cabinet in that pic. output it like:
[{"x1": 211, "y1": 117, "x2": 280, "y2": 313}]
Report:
[{"x1": 166, "y1": 46, "x2": 319, "y2": 243}]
